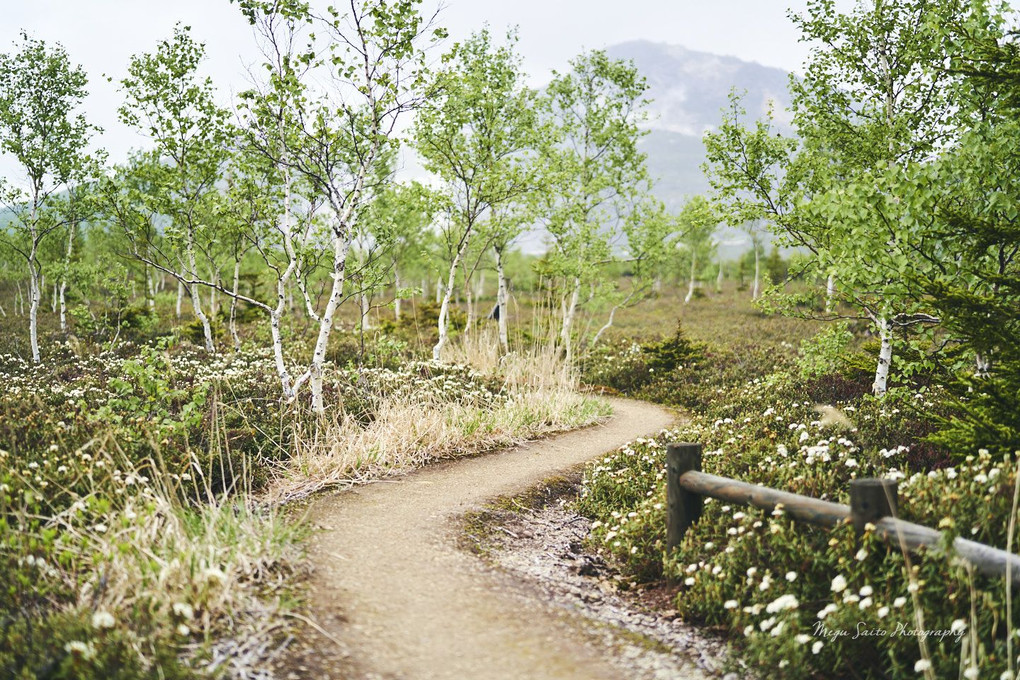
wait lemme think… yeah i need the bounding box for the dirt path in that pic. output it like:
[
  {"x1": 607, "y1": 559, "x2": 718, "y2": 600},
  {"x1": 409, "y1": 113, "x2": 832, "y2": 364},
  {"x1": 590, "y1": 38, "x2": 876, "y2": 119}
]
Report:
[{"x1": 288, "y1": 397, "x2": 714, "y2": 680}]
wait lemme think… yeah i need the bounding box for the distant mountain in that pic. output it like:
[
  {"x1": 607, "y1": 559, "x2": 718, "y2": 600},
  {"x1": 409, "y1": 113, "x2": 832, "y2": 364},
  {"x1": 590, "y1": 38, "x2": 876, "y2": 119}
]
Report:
[
  {"x1": 604, "y1": 41, "x2": 794, "y2": 256},
  {"x1": 607, "y1": 41, "x2": 793, "y2": 139}
]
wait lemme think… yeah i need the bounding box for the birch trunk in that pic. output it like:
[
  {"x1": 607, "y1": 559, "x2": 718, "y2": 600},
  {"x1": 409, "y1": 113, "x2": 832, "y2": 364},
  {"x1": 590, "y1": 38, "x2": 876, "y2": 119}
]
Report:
[
  {"x1": 495, "y1": 248, "x2": 509, "y2": 353},
  {"x1": 826, "y1": 273, "x2": 836, "y2": 313},
  {"x1": 360, "y1": 292, "x2": 372, "y2": 330},
  {"x1": 15, "y1": 280, "x2": 23, "y2": 316},
  {"x1": 146, "y1": 267, "x2": 157, "y2": 311},
  {"x1": 28, "y1": 258, "x2": 40, "y2": 363},
  {"x1": 752, "y1": 244, "x2": 761, "y2": 300},
  {"x1": 872, "y1": 316, "x2": 893, "y2": 396},
  {"x1": 559, "y1": 278, "x2": 581, "y2": 365},
  {"x1": 185, "y1": 229, "x2": 214, "y2": 352},
  {"x1": 175, "y1": 280, "x2": 184, "y2": 318},
  {"x1": 229, "y1": 259, "x2": 242, "y2": 352},
  {"x1": 394, "y1": 269, "x2": 402, "y2": 321},
  {"x1": 433, "y1": 239, "x2": 472, "y2": 362},
  {"x1": 307, "y1": 234, "x2": 353, "y2": 412},
  {"x1": 685, "y1": 251, "x2": 697, "y2": 304},
  {"x1": 51, "y1": 283, "x2": 58, "y2": 314}
]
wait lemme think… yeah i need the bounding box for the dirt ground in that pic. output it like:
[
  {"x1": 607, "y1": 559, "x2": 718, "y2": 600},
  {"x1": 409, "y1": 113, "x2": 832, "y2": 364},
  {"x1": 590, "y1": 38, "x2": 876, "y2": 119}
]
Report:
[{"x1": 280, "y1": 397, "x2": 724, "y2": 680}]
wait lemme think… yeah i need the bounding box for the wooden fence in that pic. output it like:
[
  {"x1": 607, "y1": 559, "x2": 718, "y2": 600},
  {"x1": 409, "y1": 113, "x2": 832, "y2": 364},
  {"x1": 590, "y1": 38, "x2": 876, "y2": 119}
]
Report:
[{"x1": 666, "y1": 442, "x2": 1020, "y2": 581}]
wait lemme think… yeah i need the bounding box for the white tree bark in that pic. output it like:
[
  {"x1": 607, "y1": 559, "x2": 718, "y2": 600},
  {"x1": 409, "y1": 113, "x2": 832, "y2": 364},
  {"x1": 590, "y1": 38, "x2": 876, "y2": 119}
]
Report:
[
  {"x1": 495, "y1": 248, "x2": 509, "y2": 353},
  {"x1": 361, "y1": 292, "x2": 372, "y2": 330},
  {"x1": 752, "y1": 244, "x2": 761, "y2": 300},
  {"x1": 872, "y1": 315, "x2": 893, "y2": 396},
  {"x1": 229, "y1": 259, "x2": 242, "y2": 352},
  {"x1": 176, "y1": 279, "x2": 184, "y2": 318},
  {"x1": 434, "y1": 236, "x2": 472, "y2": 361},
  {"x1": 685, "y1": 251, "x2": 697, "y2": 304},
  {"x1": 826, "y1": 273, "x2": 836, "y2": 313},
  {"x1": 185, "y1": 228, "x2": 214, "y2": 352},
  {"x1": 28, "y1": 258, "x2": 40, "y2": 363},
  {"x1": 394, "y1": 269, "x2": 402, "y2": 321},
  {"x1": 559, "y1": 277, "x2": 581, "y2": 365}
]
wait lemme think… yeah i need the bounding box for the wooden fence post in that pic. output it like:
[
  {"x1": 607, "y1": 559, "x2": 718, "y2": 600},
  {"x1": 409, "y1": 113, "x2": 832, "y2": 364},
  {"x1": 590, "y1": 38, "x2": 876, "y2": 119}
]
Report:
[
  {"x1": 667, "y1": 442, "x2": 703, "y2": 551},
  {"x1": 849, "y1": 478, "x2": 898, "y2": 535}
]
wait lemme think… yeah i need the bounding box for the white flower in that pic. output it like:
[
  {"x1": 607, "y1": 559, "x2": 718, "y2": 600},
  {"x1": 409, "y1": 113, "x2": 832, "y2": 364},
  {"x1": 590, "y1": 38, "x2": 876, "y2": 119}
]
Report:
[
  {"x1": 859, "y1": 585, "x2": 873, "y2": 597},
  {"x1": 770, "y1": 621, "x2": 786, "y2": 637},
  {"x1": 894, "y1": 597, "x2": 907, "y2": 608},
  {"x1": 877, "y1": 606, "x2": 890, "y2": 618},
  {"x1": 795, "y1": 634, "x2": 812, "y2": 645},
  {"x1": 744, "y1": 625, "x2": 754, "y2": 637},
  {"x1": 172, "y1": 602, "x2": 194, "y2": 620},
  {"x1": 766, "y1": 594, "x2": 800, "y2": 613},
  {"x1": 759, "y1": 617, "x2": 776, "y2": 631},
  {"x1": 92, "y1": 609, "x2": 115, "y2": 629},
  {"x1": 746, "y1": 567, "x2": 758, "y2": 577},
  {"x1": 786, "y1": 571, "x2": 797, "y2": 582},
  {"x1": 950, "y1": 619, "x2": 967, "y2": 634},
  {"x1": 685, "y1": 577, "x2": 696, "y2": 586},
  {"x1": 177, "y1": 624, "x2": 190, "y2": 636},
  {"x1": 855, "y1": 548, "x2": 869, "y2": 561},
  {"x1": 64, "y1": 641, "x2": 97, "y2": 660},
  {"x1": 817, "y1": 603, "x2": 837, "y2": 619},
  {"x1": 831, "y1": 574, "x2": 847, "y2": 593},
  {"x1": 859, "y1": 597, "x2": 872, "y2": 609},
  {"x1": 724, "y1": 600, "x2": 739, "y2": 610},
  {"x1": 914, "y1": 659, "x2": 931, "y2": 672},
  {"x1": 812, "y1": 640, "x2": 824, "y2": 655},
  {"x1": 963, "y1": 668, "x2": 978, "y2": 680},
  {"x1": 203, "y1": 567, "x2": 227, "y2": 584},
  {"x1": 907, "y1": 582, "x2": 919, "y2": 593}
]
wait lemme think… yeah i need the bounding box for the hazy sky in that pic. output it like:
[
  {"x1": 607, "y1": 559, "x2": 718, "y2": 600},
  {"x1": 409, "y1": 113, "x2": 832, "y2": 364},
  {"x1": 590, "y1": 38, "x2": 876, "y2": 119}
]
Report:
[{"x1": 0, "y1": 0, "x2": 848, "y2": 180}]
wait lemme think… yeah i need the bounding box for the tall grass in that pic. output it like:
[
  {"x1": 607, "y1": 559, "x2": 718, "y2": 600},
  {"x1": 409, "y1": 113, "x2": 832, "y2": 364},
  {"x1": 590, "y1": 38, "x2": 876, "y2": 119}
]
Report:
[{"x1": 270, "y1": 330, "x2": 610, "y2": 502}]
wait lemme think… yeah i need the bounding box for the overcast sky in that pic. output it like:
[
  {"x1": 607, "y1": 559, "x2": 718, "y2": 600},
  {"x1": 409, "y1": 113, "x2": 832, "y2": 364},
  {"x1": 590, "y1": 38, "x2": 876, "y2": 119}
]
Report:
[{"x1": 0, "y1": 0, "x2": 852, "y2": 181}]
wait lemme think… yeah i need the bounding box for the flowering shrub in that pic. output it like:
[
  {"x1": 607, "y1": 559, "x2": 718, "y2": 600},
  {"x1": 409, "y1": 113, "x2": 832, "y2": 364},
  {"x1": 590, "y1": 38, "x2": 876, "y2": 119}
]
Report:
[{"x1": 579, "y1": 338, "x2": 1020, "y2": 678}]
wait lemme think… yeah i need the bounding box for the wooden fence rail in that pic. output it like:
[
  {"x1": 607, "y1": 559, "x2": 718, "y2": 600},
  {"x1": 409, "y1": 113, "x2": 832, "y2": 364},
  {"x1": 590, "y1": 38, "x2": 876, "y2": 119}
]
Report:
[{"x1": 666, "y1": 442, "x2": 1020, "y2": 582}]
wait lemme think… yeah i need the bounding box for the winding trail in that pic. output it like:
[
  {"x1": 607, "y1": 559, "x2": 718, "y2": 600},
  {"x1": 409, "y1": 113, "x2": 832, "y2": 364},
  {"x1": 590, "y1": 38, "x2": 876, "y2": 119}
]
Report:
[{"x1": 291, "y1": 397, "x2": 710, "y2": 680}]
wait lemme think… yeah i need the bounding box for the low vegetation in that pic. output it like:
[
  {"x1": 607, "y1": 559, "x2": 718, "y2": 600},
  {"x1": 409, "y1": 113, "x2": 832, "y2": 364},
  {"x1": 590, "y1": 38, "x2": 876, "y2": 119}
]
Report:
[
  {"x1": 579, "y1": 290, "x2": 1019, "y2": 679},
  {"x1": 0, "y1": 305, "x2": 607, "y2": 678}
]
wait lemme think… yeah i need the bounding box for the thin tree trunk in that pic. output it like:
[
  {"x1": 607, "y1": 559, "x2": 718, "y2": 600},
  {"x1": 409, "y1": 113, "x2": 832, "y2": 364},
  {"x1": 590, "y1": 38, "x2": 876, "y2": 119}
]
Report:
[
  {"x1": 185, "y1": 229, "x2": 214, "y2": 352},
  {"x1": 307, "y1": 232, "x2": 353, "y2": 413},
  {"x1": 360, "y1": 292, "x2": 372, "y2": 330},
  {"x1": 752, "y1": 244, "x2": 761, "y2": 300},
  {"x1": 229, "y1": 259, "x2": 242, "y2": 352},
  {"x1": 685, "y1": 251, "x2": 697, "y2": 304},
  {"x1": 146, "y1": 267, "x2": 157, "y2": 311},
  {"x1": 51, "y1": 283, "x2": 58, "y2": 314},
  {"x1": 872, "y1": 315, "x2": 892, "y2": 396},
  {"x1": 559, "y1": 278, "x2": 581, "y2": 365},
  {"x1": 434, "y1": 234, "x2": 474, "y2": 362},
  {"x1": 28, "y1": 259, "x2": 41, "y2": 363},
  {"x1": 436, "y1": 279, "x2": 443, "y2": 304},
  {"x1": 826, "y1": 273, "x2": 836, "y2": 313},
  {"x1": 394, "y1": 269, "x2": 402, "y2": 321},
  {"x1": 496, "y1": 247, "x2": 509, "y2": 353},
  {"x1": 175, "y1": 280, "x2": 184, "y2": 319}
]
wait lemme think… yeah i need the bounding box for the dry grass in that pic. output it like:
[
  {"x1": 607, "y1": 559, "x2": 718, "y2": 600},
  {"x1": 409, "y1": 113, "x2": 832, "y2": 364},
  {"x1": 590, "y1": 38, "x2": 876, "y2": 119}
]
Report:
[
  {"x1": 269, "y1": 331, "x2": 610, "y2": 502},
  {"x1": 41, "y1": 444, "x2": 304, "y2": 677}
]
